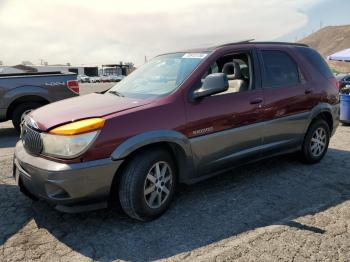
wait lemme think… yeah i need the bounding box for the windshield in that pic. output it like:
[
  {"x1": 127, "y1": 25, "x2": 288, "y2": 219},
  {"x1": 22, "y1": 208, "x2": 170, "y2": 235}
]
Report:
[{"x1": 107, "y1": 52, "x2": 208, "y2": 99}]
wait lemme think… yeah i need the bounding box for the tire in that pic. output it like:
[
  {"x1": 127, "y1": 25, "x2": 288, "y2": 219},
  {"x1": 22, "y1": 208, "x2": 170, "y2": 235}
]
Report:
[
  {"x1": 300, "y1": 119, "x2": 330, "y2": 164},
  {"x1": 12, "y1": 102, "x2": 43, "y2": 132},
  {"x1": 118, "y1": 149, "x2": 176, "y2": 221}
]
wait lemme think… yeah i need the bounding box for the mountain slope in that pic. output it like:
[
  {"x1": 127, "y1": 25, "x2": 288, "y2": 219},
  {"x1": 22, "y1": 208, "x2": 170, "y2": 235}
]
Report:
[{"x1": 299, "y1": 25, "x2": 350, "y2": 73}]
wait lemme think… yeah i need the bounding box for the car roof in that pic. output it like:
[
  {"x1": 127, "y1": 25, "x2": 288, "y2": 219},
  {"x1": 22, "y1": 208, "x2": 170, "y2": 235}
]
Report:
[{"x1": 160, "y1": 40, "x2": 310, "y2": 56}]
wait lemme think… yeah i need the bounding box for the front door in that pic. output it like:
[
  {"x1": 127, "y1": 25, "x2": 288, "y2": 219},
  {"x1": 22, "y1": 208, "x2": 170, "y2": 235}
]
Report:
[{"x1": 184, "y1": 50, "x2": 264, "y2": 177}]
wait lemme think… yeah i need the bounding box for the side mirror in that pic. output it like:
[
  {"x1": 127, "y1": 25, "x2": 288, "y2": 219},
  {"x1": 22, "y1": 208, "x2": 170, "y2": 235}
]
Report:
[{"x1": 193, "y1": 73, "x2": 229, "y2": 99}]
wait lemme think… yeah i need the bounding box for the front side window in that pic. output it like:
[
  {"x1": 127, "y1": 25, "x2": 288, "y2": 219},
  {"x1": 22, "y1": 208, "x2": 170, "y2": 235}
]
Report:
[
  {"x1": 261, "y1": 50, "x2": 300, "y2": 88},
  {"x1": 200, "y1": 52, "x2": 253, "y2": 95},
  {"x1": 107, "y1": 52, "x2": 208, "y2": 99}
]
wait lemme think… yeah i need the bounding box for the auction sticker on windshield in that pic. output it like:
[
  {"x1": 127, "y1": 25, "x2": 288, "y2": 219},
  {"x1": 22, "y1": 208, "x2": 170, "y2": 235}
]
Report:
[{"x1": 182, "y1": 53, "x2": 208, "y2": 59}]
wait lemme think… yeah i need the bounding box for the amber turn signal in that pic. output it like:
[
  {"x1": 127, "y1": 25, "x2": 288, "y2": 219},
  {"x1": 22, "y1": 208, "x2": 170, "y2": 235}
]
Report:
[{"x1": 50, "y1": 118, "x2": 105, "y2": 135}]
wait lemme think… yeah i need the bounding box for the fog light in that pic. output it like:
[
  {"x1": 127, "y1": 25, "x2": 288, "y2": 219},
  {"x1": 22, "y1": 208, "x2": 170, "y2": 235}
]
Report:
[{"x1": 45, "y1": 184, "x2": 70, "y2": 199}]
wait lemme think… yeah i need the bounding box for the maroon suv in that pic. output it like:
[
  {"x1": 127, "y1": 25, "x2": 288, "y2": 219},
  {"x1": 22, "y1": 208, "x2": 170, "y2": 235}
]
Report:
[{"x1": 14, "y1": 41, "x2": 339, "y2": 221}]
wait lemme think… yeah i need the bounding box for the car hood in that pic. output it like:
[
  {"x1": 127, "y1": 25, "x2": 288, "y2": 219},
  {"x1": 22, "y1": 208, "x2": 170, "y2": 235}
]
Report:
[{"x1": 29, "y1": 93, "x2": 152, "y2": 131}]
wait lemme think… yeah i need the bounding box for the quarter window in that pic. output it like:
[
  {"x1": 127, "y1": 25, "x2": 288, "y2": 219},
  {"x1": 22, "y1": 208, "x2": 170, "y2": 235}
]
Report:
[
  {"x1": 296, "y1": 47, "x2": 333, "y2": 79},
  {"x1": 261, "y1": 50, "x2": 300, "y2": 88}
]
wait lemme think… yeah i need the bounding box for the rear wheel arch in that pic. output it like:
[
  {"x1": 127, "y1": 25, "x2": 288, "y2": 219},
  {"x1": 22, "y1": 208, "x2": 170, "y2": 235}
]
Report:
[
  {"x1": 306, "y1": 110, "x2": 333, "y2": 137},
  {"x1": 306, "y1": 103, "x2": 336, "y2": 135},
  {"x1": 315, "y1": 111, "x2": 333, "y2": 133}
]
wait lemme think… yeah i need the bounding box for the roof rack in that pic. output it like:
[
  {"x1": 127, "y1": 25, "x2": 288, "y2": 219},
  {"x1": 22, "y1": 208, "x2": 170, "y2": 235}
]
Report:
[
  {"x1": 216, "y1": 39, "x2": 255, "y2": 48},
  {"x1": 214, "y1": 40, "x2": 309, "y2": 48},
  {"x1": 251, "y1": 41, "x2": 309, "y2": 47}
]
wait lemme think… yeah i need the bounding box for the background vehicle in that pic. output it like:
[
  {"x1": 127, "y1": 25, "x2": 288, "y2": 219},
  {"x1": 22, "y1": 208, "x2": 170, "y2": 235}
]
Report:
[
  {"x1": 77, "y1": 75, "x2": 90, "y2": 83},
  {"x1": 336, "y1": 74, "x2": 350, "y2": 89},
  {"x1": 100, "y1": 75, "x2": 112, "y2": 82},
  {"x1": 0, "y1": 72, "x2": 79, "y2": 131},
  {"x1": 14, "y1": 41, "x2": 339, "y2": 221},
  {"x1": 90, "y1": 76, "x2": 102, "y2": 83},
  {"x1": 109, "y1": 75, "x2": 125, "y2": 82}
]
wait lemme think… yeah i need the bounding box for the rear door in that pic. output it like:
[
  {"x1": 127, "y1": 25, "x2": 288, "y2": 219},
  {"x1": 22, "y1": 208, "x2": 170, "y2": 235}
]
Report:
[{"x1": 258, "y1": 48, "x2": 311, "y2": 155}]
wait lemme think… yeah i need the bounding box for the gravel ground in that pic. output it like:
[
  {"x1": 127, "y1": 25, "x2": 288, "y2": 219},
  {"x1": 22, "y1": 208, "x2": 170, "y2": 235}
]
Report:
[{"x1": 1, "y1": 84, "x2": 350, "y2": 261}]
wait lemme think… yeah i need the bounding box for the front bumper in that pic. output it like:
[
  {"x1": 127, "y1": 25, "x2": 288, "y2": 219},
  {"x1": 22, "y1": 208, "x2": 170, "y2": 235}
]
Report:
[{"x1": 14, "y1": 141, "x2": 123, "y2": 212}]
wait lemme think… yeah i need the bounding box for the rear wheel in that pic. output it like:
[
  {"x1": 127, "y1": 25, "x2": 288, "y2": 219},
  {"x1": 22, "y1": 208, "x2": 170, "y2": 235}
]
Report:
[
  {"x1": 301, "y1": 119, "x2": 330, "y2": 164},
  {"x1": 12, "y1": 102, "x2": 43, "y2": 132},
  {"x1": 118, "y1": 149, "x2": 176, "y2": 221}
]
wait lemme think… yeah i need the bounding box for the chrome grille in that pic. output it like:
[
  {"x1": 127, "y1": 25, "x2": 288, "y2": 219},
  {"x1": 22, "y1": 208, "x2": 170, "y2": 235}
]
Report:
[{"x1": 21, "y1": 124, "x2": 43, "y2": 155}]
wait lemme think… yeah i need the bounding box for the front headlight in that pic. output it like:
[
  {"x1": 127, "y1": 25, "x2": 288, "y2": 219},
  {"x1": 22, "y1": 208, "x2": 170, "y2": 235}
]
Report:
[
  {"x1": 41, "y1": 131, "x2": 98, "y2": 158},
  {"x1": 41, "y1": 118, "x2": 105, "y2": 158}
]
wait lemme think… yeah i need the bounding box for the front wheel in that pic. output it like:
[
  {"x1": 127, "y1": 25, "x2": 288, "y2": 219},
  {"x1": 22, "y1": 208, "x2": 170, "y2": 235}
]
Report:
[
  {"x1": 300, "y1": 119, "x2": 330, "y2": 164},
  {"x1": 118, "y1": 149, "x2": 176, "y2": 221}
]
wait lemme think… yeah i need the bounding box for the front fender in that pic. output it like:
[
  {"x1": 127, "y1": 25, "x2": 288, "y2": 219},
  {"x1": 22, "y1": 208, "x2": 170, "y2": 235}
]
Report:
[
  {"x1": 111, "y1": 130, "x2": 192, "y2": 160},
  {"x1": 111, "y1": 130, "x2": 195, "y2": 183}
]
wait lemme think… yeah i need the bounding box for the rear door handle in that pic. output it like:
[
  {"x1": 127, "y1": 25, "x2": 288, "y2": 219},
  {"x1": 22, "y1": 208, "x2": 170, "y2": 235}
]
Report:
[
  {"x1": 250, "y1": 98, "x2": 263, "y2": 105},
  {"x1": 305, "y1": 88, "x2": 313, "y2": 94}
]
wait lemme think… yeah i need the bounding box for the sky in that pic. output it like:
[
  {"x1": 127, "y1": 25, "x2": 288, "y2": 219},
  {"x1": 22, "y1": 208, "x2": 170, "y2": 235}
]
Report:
[{"x1": 0, "y1": 0, "x2": 349, "y2": 66}]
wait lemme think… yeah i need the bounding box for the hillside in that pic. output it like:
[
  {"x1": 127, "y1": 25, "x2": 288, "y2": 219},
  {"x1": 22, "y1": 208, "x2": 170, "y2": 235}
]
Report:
[{"x1": 299, "y1": 25, "x2": 350, "y2": 73}]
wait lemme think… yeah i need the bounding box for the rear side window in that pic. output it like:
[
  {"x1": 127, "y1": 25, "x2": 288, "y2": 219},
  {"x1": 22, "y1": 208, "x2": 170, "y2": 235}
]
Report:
[
  {"x1": 296, "y1": 47, "x2": 333, "y2": 79},
  {"x1": 261, "y1": 50, "x2": 300, "y2": 88}
]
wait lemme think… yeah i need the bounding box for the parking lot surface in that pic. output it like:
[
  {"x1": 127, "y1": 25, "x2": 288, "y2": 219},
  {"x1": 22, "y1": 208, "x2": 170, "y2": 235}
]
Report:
[{"x1": 1, "y1": 84, "x2": 350, "y2": 261}]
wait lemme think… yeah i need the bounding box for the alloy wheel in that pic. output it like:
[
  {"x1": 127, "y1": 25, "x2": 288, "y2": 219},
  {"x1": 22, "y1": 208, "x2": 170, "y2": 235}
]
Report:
[
  {"x1": 143, "y1": 161, "x2": 173, "y2": 209},
  {"x1": 310, "y1": 127, "x2": 327, "y2": 157}
]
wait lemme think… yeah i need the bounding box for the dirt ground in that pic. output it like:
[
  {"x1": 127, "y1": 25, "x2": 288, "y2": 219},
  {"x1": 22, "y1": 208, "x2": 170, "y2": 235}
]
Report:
[{"x1": 1, "y1": 83, "x2": 350, "y2": 261}]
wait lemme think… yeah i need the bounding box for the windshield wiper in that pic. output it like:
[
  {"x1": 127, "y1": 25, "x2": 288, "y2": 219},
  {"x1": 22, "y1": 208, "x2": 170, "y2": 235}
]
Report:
[{"x1": 108, "y1": 90, "x2": 125, "y2": 97}]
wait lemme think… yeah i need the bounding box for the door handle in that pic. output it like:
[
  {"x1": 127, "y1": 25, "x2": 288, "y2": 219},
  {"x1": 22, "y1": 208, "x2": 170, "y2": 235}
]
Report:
[
  {"x1": 305, "y1": 88, "x2": 313, "y2": 94},
  {"x1": 250, "y1": 98, "x2": 263, "y2": 105}
]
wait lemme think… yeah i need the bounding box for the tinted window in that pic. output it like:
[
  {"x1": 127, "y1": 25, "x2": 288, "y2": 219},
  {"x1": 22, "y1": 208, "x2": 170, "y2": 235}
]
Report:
[
  {"x1": 297, "y1": 47, "x2": 333, "y2": 79},
  {"x1": 261, "y1": 50, "x2": 300, "y2": 88}
]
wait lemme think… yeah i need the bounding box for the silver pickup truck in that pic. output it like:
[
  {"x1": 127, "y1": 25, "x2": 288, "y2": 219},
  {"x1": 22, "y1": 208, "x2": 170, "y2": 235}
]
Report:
[{"x1": 0, "y1": 72, "x2": 79, "y2": 131}]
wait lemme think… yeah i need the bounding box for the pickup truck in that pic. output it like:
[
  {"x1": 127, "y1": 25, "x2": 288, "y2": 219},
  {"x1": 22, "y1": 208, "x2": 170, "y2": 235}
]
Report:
[{"x1": 0, "y1": 72, "x2": 79, "y2": 131}]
